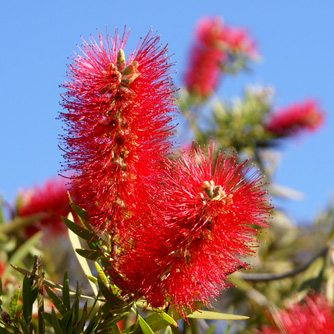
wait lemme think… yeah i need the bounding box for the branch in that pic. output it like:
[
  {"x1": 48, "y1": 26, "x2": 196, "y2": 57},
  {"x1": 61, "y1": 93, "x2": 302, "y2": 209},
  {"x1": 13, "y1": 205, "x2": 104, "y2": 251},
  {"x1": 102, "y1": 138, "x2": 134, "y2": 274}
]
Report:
[
  {"x1": 236, "y1": 246, "x2": 329, "y2": 282},
  {"x1": 0, "y1": 214, "x2": 46, "y2": 234}
]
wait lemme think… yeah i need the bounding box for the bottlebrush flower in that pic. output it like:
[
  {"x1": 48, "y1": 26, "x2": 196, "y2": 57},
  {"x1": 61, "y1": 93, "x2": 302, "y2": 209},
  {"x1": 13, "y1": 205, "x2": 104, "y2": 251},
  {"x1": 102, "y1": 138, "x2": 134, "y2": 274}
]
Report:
[
  {"x1": 114, "y1": 142, "x2": 271, "y2": 316},
  {"x1": 256, "y1": 294, "x2": 334, "y2": 334},
  {"x1": 184, "y1": 17, "x2": 257, "y2": 97},
  {"x1": 265, "y1": 99, "x2": 324, "y2": 137},
  {"x1": 17, "y1": 177, "x2": 71, "y2": 237},
  {"x1": 59, "y1": 29, "x2": 176, "y2": 237},
  {"x1": 0, "y1": 260, "x2": 6, "y2": 277}
]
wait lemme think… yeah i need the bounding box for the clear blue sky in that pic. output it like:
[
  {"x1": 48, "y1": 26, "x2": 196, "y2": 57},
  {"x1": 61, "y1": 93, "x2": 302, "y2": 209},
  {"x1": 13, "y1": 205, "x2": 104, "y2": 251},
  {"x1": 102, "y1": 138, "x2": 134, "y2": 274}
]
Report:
[{"x1": 1, "y1": 1, "x2": 333, "y2": 223}]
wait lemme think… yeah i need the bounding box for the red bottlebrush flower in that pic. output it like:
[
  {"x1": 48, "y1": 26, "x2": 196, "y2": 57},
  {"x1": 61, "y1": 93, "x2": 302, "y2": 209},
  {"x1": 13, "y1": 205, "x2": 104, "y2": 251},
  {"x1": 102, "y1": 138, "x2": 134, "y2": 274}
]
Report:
[
  {"x1": 257, "y1": 294, "x2": 334, "y2": 334},
  {"x1": 59, "y1": 29, "x2": 176, "y2": 237},
  {"x1": 17, "y1": 177, "x2": 71, "y2": 237},
  {"x1": 219, "y1": 25, "x2": 256, "y2": 55},
  {"x1": 0, "y1": 260, "x2": 6, "y2": 277},
  {"x1": 114, "y1": 142, "x2": 271, "y2": 316},
  {"x1": 265, "y1": 99, "x2": 324, "y2": 137},
  {"x1": 184, "y1": 17, "x2": 257, "y2": 97}
]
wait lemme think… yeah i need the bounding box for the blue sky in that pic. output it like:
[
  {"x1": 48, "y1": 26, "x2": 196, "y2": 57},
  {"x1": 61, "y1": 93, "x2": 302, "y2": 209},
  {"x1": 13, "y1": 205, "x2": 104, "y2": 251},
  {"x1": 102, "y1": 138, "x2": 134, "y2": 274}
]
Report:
[{"x1": 1, "y1": 1, "x2": 333, "y2": 223}]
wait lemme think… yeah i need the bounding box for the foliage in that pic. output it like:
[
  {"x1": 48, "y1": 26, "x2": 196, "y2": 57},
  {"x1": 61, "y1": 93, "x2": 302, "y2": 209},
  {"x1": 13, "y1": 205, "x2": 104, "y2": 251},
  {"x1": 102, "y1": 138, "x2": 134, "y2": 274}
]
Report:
[{"x1": 0, "y1": 16, "x2": 332, "y2": 334}]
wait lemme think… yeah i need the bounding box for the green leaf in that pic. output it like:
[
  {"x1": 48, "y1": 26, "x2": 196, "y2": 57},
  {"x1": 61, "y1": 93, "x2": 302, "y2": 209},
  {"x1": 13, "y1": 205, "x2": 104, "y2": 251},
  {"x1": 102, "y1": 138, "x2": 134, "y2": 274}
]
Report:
[
  {"x1": 43, "y1": 312, "x2": 52, "y2": 325},
  {"x1": 98, "y1": 311, "x2": 129, "y2": 330},
  {"x1": 165, "y1": 301, "x2": 204, "y2": 320},
  {"x1": 299, "y1": 256, "x2": 326, "y2": 293},
  {"x1": 5, "y1": 232, "x2": 42, "y2": 276},
  {"x1": 164, "y1": 326, "x2": 172, "y2": 334},
  {"x1": 69, "y1": 201, "x2": 89, "y2": 225},
  {"x1": 72, "y1": 283, "x2": 81, "y2": 327},
  {"x1": 124, "y1": 310, "x2": 176, "y2": 334},
  {"x1": 20, "y1": 315, "x2": 29, "y2": 334},
  {"x1": 75, "y1": 301, "x2": 88, "y2": 334},
  {"x1": 60, "y1": 310, "x2": 72, "y2": 333},
  {"x1": 86, "y1": 275, "x2": 98, "y2": 285},
  {"x1": 138, "y1": 315, "x2": 155, "y2": 334},
  {"x1": 62, "y1": 216, "x2": 98, "y2": 244},
  {"x1": 187, "y1": 310, "x2": 249, "y2": 320},
  {"x1": 95, "y1": 263, "x2": 108, "y2": 286},
  {"x1": 95, "y1": 262, "x2": 124, "y2": 303},
  {"x1": 138, "y1": 311, "x2": 178, "y2": 332},
  {"x1": 0, "y1": 327, "x2": 11, "y2": 334},
  {"x1": 10, "y1": 265, "x2": 94, "y2": 300},
  {"x1": 37, "y1": 256, "x2": 45, "y2": 334},
  {"x1": 51, "y1": 308, "x2": 63, "y2": 334},
  {"x1": 44, "y1": 285, "x2": 67, "y2": 316},
  {"x1": 75, "y1": 249, "x2": 101, "y2": 261},
  {"x1": 22, "y1": 276, "x2": 33, "y2": 325},
  {"x1": 9, "y1": 288, "x2": 20, "y2": 320},
  {"x1": 68, "y1": 217, "x2": 98, "y2": 297},
  {"x1": 108, "y1": 324, "x2": 121, "y2": 334},
  {"x1": 62, "y1": 272, "x2": 70, "y2": 311},
  {"x1": 83, "y1": 313, "x2": 100, "y2": 334}
]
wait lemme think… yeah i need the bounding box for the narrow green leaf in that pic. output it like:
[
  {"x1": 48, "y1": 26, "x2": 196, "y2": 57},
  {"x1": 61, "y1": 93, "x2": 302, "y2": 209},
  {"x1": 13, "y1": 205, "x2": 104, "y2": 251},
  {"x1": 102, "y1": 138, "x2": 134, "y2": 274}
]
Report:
[
  {"x1": 60, "y1": 311, "x2": 72, "y2": 332},
  {"x1": 299, "y1": 256, "x2": 325, "y2": 292},
  {"x1": 97, "y1": 277, "x2": 113, "y2": 300},
  {"x1": 51, "y1": 308, "x2": 63, "y2": 334},
  {"x1": 10, "y1": 265, "x2": 31, "y2": 277},
  {"x1": 44, "y1": 285, "x2": 67, "y2": 316},
  {"x1": 84, "y1": 314, "x2": 100, "y2": 334},
  {"x1": 5, "y1": 232, "x2": 42, "y2": 276},
  {"x1": 20, "y1": 315, "x2": 29, "y2": 334},
  {"x1": 164, "y1": 326, "x2": 172, "y2": 334},
  {"x1": 122, "y1": 306, "x2": 140, "y2": 334},
  {"x1": 72, "y1": 283, "x2": 81, "y2": 326},
  {"x1": 98, "y1": 311, "x2": 129, "y2": 330},
  {"x1": 69, "y1": 201, "x2": 89, "y2": 225},
  {"x1": 143, "y1": 311, "x2": 178, "y2": 330},
  {"x1": 37, "y1": 256, "x2": 45, "y2": 334},
  {"x1": 31, "y1": 284, "x2": 38, "y2": 304},
  {"x1": 75, "y1": 248, "x2": 101, "y2": 261},
  {"x1": 11, "y1": 265, "x2": 94, "y2": 300},
  {"x1": 86, "y1": 275, "x2": 98, "y2": 285},
  {"x1": 95, "y1": 263, "x2": 108, "y2": 286},
  {"x1": 138, "y1": 315, "x2": 155, "y2": 334},
  {"x1": 0, "y1": 214, "x2": 43, "y2": 235},
  {"x1": 43, "y1": 312, "x2": 52, "y2": 325},
  {"x1": 0, "y1": 327, "x2": 11, "y2": 334},
  {"x1": 187, "y1": 310, "x2": 249, "y2": 320},
  {"x1": 62, "y1": 272, "x2": 70, "y2": 311},
  {"x1": 100, "y1": 299, "x2": 131, "y2": 316},
  {"x1": 153, "y1": 312, "x2": 177, "y2": 327},
  {"x1": 109, "y1": 323, "x2": 121, "y2": 334},
  {"x1": 62, "y1": 216, "x2": 98, "y2": 244},
  {"x1": 9, "y1": 288, "x2": 20, "y2": 320},
  {"x1": 22, "y1": 276, "x2": 33, "y2": 325},
  {"x1": 68, "y1": 219, "x2": 98, "y2": 297},
  {"x1": 125, "y1": 311, "x2": 178, "y2": 334},
  {"x1": 75, "y1": 301, "x2": 88, "y2": 334}
]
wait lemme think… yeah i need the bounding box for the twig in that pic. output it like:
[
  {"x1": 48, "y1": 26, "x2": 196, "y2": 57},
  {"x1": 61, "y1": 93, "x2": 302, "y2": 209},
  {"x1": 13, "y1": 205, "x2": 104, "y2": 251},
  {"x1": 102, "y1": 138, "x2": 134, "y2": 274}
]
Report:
[
  {"x1": 0, "y1": 214, "x2": 46, "y2": 234},
  {"x1": 236, "y1": 246, "x2": 329, "y2": 282}
]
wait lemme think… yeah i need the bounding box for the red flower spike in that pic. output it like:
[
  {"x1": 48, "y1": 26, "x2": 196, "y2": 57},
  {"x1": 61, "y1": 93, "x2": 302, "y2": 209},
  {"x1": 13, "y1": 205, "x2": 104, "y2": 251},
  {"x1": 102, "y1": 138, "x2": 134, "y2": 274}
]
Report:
[
  {"x1": 17, "y1": 177, "x2": 71, "y2": 237},
  {"x1": 184, "y1": 17, "x2": 257, "y2": 97},
  {"x1": 0, "y1": 260, "x2": 6, "y2": 277},
  {"x1": 265, "y1": 99, "x2": 324, "y2": 138},
  {"x1": 114, "y1": 142, "x2": 271, "y2": 316},
  {"x1": 257, "y1": 294, "x2": 334, "y2": 334},
  {"x1": 59, "y1": 29, "x2": 177, "y2": 237}
]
